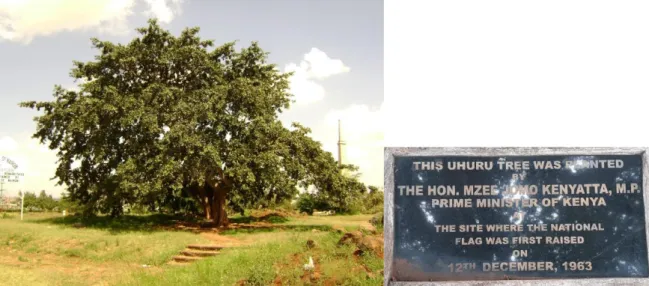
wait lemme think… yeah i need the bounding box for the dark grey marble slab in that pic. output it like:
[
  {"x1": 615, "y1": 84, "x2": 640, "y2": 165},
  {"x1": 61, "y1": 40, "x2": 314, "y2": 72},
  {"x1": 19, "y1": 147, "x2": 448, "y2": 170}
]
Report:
[{"x1": 384, "y1": 148, "x2": 649, "y2": 286}]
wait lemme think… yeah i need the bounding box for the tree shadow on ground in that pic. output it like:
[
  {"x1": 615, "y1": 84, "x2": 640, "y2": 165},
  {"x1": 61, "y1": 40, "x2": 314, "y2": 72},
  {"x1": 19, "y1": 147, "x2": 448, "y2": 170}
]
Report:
[
  {"x1": 228, "y1": 213, "x2": 290, "y2": 224},
  {"x1": 218, "y1": 224, "x2": 333, "y2": 235},
  {"x1": 31, "y1": 213, "x2": 332, "y2": 235},
  {"x1": 32, "y1": 214, "x2": 200, "y2": 234}
]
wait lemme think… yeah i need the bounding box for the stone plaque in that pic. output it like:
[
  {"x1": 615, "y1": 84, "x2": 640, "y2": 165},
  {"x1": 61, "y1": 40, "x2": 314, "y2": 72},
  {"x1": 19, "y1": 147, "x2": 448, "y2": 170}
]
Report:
[{"x1": 385, "y1": 149, "x2": 649, "y2": 284}]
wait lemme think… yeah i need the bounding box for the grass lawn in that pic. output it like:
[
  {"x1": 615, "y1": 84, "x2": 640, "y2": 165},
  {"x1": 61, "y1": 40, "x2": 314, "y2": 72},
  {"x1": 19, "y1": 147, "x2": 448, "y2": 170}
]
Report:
[{"x1": 0, "y1": 212, "x2": 383, "y2": 285}]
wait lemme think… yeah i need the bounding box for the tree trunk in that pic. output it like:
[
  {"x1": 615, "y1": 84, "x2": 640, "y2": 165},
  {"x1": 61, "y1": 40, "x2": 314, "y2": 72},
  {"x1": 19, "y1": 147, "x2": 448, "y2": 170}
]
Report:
[
  {"x1": 211, "y1": 187, "x2": 229, "y2": 227},
  {"x1": 189, "y1": 172, "x2": 231, "y2": 228},
  {"x1": 203, "y1": 196, "x2": 212, "y2": 220},
  {"x1": 192, "y1": 184, "x2": 212, "y2": 220},
  {"x1": 109, "y1": 204, "x2": 122, "y2": 218}
]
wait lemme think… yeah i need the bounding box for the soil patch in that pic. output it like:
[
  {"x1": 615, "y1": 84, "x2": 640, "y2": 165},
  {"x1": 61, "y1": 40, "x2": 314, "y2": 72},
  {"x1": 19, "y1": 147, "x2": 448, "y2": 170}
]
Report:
[
  {"x1": 338, "y1": 231, "x2": 384, "y2": 258},
  {"x1": 199, "y1": 232, "x2": 248, "y2": 247}
]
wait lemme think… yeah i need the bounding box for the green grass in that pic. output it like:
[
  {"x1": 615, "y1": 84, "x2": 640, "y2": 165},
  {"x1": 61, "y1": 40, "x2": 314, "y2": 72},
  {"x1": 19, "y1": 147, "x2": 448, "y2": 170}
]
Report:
[
  {"x1": 123, "y1": 231, "x2": 382, "y2": 286},
  {"x1": 0, "y1": 212, "x2": 383, "y2": 286},
  {"x1": 33, "y1": 213, "x2": 196, "y2": 233},
  {"x1": 0, "y1": 213, "x2": 208, "y2": 266},
  {"x1": 0, "y1": 264, "x2": 86, "y2": 286},
  {"x1": 280, "y1": 214, "x2": 374, "y2": 228},
  {"x1": 229, "y1": 213, "x2": 290, "y2": 224},
  {"x1": 219, "y1": 224, "x2": 333, "y2": 235},
  {"x1": 1, "y1": 212, "x2": 15, "y2": 219}
]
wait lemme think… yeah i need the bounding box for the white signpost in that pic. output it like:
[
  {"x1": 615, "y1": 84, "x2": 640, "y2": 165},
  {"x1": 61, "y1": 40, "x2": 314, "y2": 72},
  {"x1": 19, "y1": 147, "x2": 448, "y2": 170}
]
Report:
[
  {"x1": 0, "y1": 156, "x2": 25, "y2": 219},
  {"x1": 20, "y1": 191, "x2": 24, "y2": 220}
]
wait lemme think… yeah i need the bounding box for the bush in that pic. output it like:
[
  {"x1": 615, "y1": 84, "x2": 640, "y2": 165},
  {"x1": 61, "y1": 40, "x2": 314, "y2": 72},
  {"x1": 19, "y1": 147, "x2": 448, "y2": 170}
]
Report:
[
  {"x1": 297, "y1": 186, "x2": 383, "y2": 215},
  {"x1": 296, "y1": 193, "x2": 333, "y2": 215},
  {"x1": 58, "y1": 193, "x2": 85, "y2": 215},
  {"x1": 370, "y1": 211, "x2": 384, "y2": 229},
  {"x1": 364, "y1": 190, "x2": 383, "y2": 212},
  {"x1": 1, "y1": 213, "x2": 14, "y2": 219},
  {"x1": 274, "y1": 199, "x2": 296, "y2": 213},
  {"x1": 346, "y1": 189, "x2": 383, "y2": 215},
  {"x1": 296, "y1": 194, "x2": 317, "y2": 215}
]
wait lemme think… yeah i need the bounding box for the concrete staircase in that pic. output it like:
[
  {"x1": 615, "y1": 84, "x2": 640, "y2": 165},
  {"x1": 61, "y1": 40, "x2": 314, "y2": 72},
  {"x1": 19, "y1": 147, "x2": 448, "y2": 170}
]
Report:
[{"x1": 170, "y1": 244, "x2": 224, "y2": 265}]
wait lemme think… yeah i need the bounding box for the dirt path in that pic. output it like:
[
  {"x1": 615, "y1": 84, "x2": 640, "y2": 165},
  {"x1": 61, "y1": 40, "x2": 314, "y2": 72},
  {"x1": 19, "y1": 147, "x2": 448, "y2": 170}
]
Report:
[{"x1": 198, "y1": 232, "x2": 249, "y2": 247}]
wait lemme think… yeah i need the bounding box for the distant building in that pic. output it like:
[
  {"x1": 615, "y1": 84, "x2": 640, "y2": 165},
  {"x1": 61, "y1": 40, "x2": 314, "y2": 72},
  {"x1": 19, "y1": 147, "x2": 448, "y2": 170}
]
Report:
[{"x1": 0, "y1": 196, "x2": 18, "y2": 210}]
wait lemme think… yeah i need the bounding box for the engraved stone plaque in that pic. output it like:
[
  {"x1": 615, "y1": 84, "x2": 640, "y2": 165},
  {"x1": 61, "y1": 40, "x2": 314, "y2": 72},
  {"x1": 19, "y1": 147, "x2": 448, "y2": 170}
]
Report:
[{"x1": 386, "y1": 149, "x2": 649, "y2": 284}]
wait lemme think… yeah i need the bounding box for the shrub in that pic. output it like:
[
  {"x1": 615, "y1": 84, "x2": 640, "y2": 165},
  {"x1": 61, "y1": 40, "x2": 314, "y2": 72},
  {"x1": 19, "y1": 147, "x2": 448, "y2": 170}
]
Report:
[
  {"x1": 275, "y1": 199, "x2": 296, "y2": 213},
  {"x1": 296, "y1": 194, "x2": 317, "y2": 215},
  {"x1": 370, "y1": 211, "x2": 384, "y2": 229},
  {"x1": 346, "y1": 189, "x2": 383, "y2": 215},
  {"x1": 296, "y1": 193, "x2": 333, "y2": 215},
  {"x1": 297, "y1": 186, "x2": 383, "y2": 215}
]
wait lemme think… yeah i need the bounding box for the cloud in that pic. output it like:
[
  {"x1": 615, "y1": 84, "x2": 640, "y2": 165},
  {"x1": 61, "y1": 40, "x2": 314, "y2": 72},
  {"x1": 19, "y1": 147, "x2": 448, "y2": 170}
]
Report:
[
  {"x1": 142, "y1": 0, "x2": 183, "y2": 24},
  {"x1": 284, "y1": 65, "x2": 326, "y2": 105},
  {"x1": 280, "y1": 48, "x2": 378, "y2": 186},
  {"x1": 300, "y1": 48, "x2": 351, "y2": 80},
  {"x1": 310, "y1": 103, "x2": 384, "y2": 187},
  {"x1": 0, "y1": 0, "x2": 184, "y2": 44},
  {"x1": 285, "y1": 48, "x2": 350, "y2": 105}
]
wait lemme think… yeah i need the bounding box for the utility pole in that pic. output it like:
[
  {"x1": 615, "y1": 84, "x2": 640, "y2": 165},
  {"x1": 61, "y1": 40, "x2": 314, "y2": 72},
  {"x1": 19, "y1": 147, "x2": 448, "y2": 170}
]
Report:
[
  {"x1": 20, "y1": 190, "x2": 24, "y2": 221},
  {"x1": 337, "y1": 120, "x2": 345, "y2": 167}
]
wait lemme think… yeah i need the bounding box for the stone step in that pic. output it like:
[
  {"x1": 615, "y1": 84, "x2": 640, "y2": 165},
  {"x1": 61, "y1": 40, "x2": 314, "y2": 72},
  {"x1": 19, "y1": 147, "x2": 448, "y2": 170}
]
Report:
[
  {"x1": 180, "y1": 249, "x2": 220, "y2": 257},
  {"x1": 172, "y1": 255, "x2": 202, "y2": 263},
  {"x1": 186, "y1": 244, "x2": 224, "y2": 251}
]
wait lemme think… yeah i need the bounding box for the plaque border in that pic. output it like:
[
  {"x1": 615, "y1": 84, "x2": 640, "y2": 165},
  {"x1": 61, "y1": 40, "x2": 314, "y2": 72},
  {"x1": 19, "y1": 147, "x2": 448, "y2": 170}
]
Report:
[{"x1": 384, "y1": 147, "x2": 649, "y2": 286}]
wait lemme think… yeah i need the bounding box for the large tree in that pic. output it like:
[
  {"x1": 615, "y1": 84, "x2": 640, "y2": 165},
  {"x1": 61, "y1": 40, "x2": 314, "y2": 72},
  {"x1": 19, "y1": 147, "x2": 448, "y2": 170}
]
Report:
[{"x1": 21, "y1": 19, "x2": 365, "y2": 226}]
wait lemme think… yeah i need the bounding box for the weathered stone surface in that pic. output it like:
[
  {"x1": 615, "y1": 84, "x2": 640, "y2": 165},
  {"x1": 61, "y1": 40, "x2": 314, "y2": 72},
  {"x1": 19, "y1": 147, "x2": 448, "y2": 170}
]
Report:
[{"x1": 384, "y1": 148, "x2": 649, "y2": 285}]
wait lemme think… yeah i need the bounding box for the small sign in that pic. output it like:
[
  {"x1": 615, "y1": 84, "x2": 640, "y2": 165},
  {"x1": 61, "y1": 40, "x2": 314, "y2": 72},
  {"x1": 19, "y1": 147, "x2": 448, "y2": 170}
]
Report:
[
  {"x1": 390, "y1": 153, "x2": 648, "y2": 281},
  {"x1": 0, "y1": 172, "x2": 23, "y2": 183},
  {"x1": 0, "y1": 156, "x2": 24, "y2": 184}
]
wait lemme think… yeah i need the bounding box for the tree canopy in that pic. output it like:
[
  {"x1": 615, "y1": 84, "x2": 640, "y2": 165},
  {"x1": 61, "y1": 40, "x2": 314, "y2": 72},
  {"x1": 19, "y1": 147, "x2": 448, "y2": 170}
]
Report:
[{"x1": 20, "y1": 19, "x2": 367, "y2": 226}]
